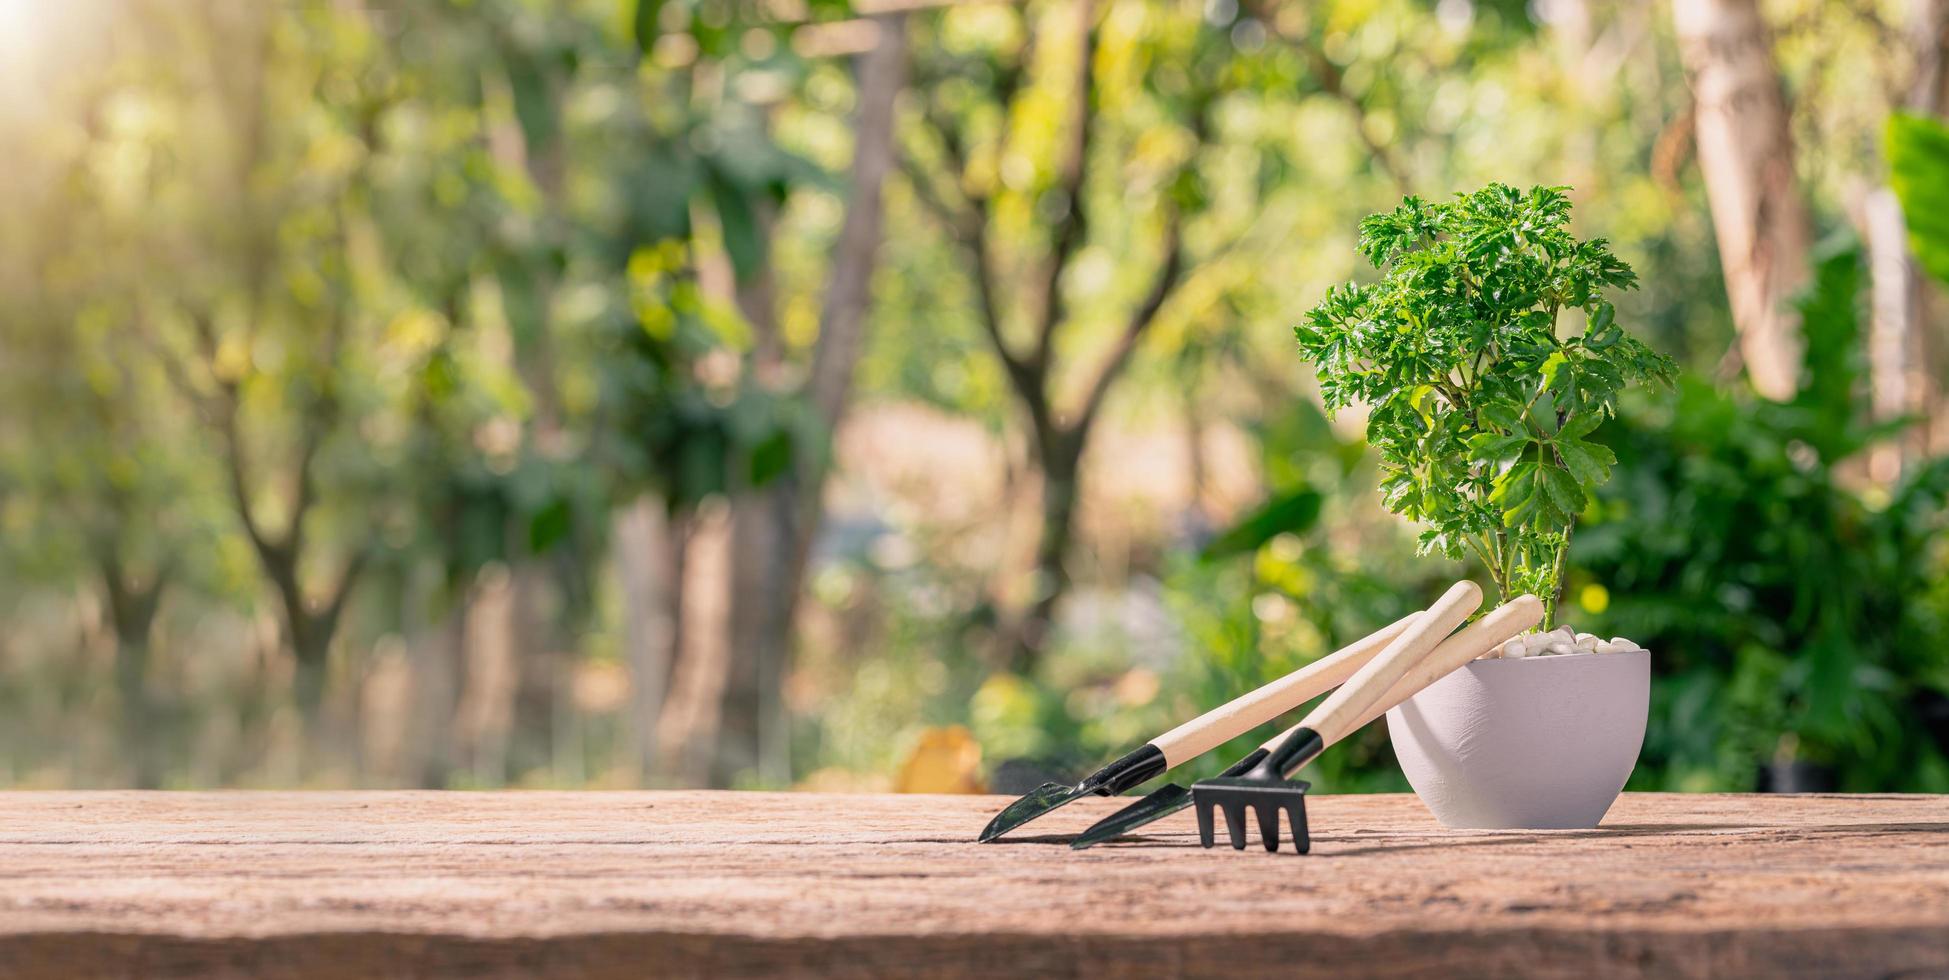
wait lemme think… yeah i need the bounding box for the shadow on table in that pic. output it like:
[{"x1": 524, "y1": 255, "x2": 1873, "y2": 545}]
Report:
[
  {"x1": 1057, "y1": 820, "x2": 1949, "y2": 856},
  {"x1": 1324, "y1": 820, "x2": 1949, "y2": 858}
]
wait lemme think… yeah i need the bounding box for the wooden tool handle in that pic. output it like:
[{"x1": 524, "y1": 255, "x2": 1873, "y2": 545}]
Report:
[
  {"x1": 1349, "y1": 594, "x2": 1543, "y2": 732},
  {"x1": 1274, "y1": 580, "x2": 1482, "y2": 750},
  {"x1": 1149, "y1": 612, "x2": 1417, "y2": 766}
]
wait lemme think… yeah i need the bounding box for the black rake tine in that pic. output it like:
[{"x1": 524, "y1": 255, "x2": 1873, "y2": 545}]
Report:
[
  {"x1": 1222, "y1": 802, "x2": 1249, "y2": 850},
  {"x1": 1189, "y1": 775, "x2": 1315, "y2": 853},
  {"x1": 1255, "y1": 803, "x2": 1280, "y2": 853},
  {"x1": 1191, "y1": 727, "x2": 1323, "y2": 854}
]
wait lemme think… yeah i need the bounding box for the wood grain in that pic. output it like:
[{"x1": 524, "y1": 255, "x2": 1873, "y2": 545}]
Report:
[{"x1": 1, "y1": 791, "x2": 1946, "y2": 978}]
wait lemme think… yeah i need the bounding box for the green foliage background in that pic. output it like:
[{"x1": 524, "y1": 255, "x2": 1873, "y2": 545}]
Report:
[{"x1": 1, "y1": 0, "x2": 1947, "y2": 794}]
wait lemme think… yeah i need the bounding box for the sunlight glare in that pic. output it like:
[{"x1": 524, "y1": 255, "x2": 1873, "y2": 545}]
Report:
[
  {"x1": 0, "y1": 0, "x2": 51, "y2": 99},
  {"x1": 0, "y1": 0, "x2": 45, "y2": 58},
  {"x1": 0, "y1": 0, "x2": 111, "y2": 127}
]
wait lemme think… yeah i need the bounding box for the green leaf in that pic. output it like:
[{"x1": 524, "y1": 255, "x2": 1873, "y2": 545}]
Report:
[
  {"x1": 1491, "y1": 461, "x2": 1546, "y2": 527},
  {"x1": 626, "y1": 147, "x2": 697, "y2": 245},
  {"x1": 1539, "y1": 350, "x2": 1570, "y2": 387},
  {"x1": 1801, "y1": 608, "x2": 1855, "y2": 739},
  {"x1": 1468, "y1": 431, "x2": 1530, "y2": 467},
  {"x1": 677, "y1": 427, "x2": 729, "y2": 506},
  {"x1": 632, "y1": 0, "x2": 664, "y2": 54},
  {"x1": 1555, "y1": 436, "x2": 1614, "y2": 487},
  {"x1": 1792, "y1": 244, "x2": 1866, "y2": 454},
  {"x1": 1201, "y1": 487, "x2": 1324, "y2": 561},
  {"x1": 1169, "y1": 167, "x2": 1210, "y2": 213},
  {"x1": 1378, "y1": 470, "x2": 1422, "y2": 515},
  {"x1": 1492, "y1": 461, "x2": 1579, "y2": 530},
  {"x1": 1888, "y1": 113, "x2": 1949, "y2": 287},
  {"x1": 1557, "y1": 413, "x2": 1600, "y2": 441},
  {"x1": 1584, "y1": 302, "x2": 1622, "y2": 349},
  {"x1": 1481, "y1": 400, "x2": 1526, "y2": 433},
  {"x1": 1531, "y1": 387, "x2": 1562, "y2": 435},
  {"x1": 705, "y1": 166, "x2": 765, "y2": 283},
  {"x1": 1540, "y1": 463, "x2": 1585, "y2": 515},
  {"x1": 528, "y1": 496, "x2": 573, "y2": 554},
  {"x1": 504, "y1": 50, "x2": 558, "y2": 152},
  {"x1": 1416, "y1": 526, "x2": 1462, "y2": 559},
  {"x1": 747, "y1": 428, "x2": 793, "y2": 486}
]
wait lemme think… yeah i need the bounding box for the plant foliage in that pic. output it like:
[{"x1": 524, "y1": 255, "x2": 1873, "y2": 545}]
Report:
[
  {"x1": 1888, "y1": 113, "x2": 1949, "y2": 288},
  {"x1": 1576, "y1": 245, "x2": 1949, "y2": 791},
  {"x1": 1295, "y1": 184, "x2": 1673, "y2": 624}
]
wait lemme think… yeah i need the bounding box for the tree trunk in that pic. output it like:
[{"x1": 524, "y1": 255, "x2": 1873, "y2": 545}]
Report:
[
  {"x1": 1865, "y1": 0, "x2": 1947, "y2": 480},
  {"x1": 408, "y1": 590, "x2": 469, "y2": 789},
  {"x1": 655, "y1": 500, "x2": 733, "y2": 785},
  {"x1": 1672, "y1": 0, "x2": 1812, "y2": 401},
  {"x1": 496, "y1": 49, "x2": 573, "y2": 787},
  {"x1": 1864, "y1": 187, "x2": 1924, "y2": 481},
  {"x1": 260, "y1": 552, "x2": 332, "y2": 730},
  {"x1": 458, "y1": 565, "x2": 519, "y2": 784},
  {"x1": 803, "y1": 14, "x2": 908, "y2": 439},
  {"x1": 1909, "y1": 0, "x2": 1949, "y2": 114},
  {"x1": 720, "y1": 195, "x2": 790, "y2": 789},
  {"x1": 715, "y1": 13, "x2": 910, "y2": 788},
  {"x1": 1182, "y1": 380, "x2": 1212, "y2": 540},
  {"x1": 114, "y1": 636, "x2": 158, "y2": 788},
  {"x1": 615, "y1": 499, "x2": 681, "y2": 784},
  {"x1": 721, "y1": 489, "x2": 793, "y2": 787},
  {"x1": 1910, "y1": 0, "x2": 1949, "y2": 456},
  {"x1": 235, "y1": 516, "x2": 359, "y2": 751},
  {"x1": 289, "y1": 608, "x2": 334, "y2": 741},
  {"x1": 102, "y1": 568, "x2": 165, "y2": 790},
  {"x1": 507, "y1": 558, "x2": 559, "y2": 783},
  {"x1": 1014, "y1": 433, "x2": 1083, "y2": 671}
]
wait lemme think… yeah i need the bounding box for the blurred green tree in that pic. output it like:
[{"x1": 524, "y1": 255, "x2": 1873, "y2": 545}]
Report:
[
  {"x1": 0, "y1": 132, "x2": 238, "y2": 786},
  {"x1": 899, "y1": 0, "x2": 1239, "y2": 670}
]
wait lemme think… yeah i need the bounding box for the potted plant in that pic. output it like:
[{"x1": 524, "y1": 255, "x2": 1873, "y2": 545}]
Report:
[{"x1": 1296, "y1": 184, "x2": 1674, "y2": 827}]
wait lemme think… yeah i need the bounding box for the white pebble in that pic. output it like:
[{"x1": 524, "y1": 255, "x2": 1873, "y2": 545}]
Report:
[
  {"x1": 1546, "y1": 641, "x2": 1577, "y2": 656},
  {"x1": 1575, "y1": 633, "x2": 1599, "y2": 653},
  {"x1": 1608, "y1": 637, "x2": 1642, "y2": 652},
  {"x1": 1523, "y1": 633, "x2": 1554, "y2": 655},
  {"x1": 1499, "y1": 637, "x2": 1524, "y2": 659},
  {"x1": 1595, "y1": 640, "x2": 1618, "y2": 654}
]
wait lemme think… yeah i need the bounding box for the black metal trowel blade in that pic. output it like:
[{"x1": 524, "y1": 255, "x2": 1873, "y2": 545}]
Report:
[
  {"x1": 1068, "y1": 746, "x2": 1271, "y2": 849},
  {"x1": 976, "y1": 744, "x2": 1168, "y2": 842},
  {"x1": 978, "y1": 782, "x2": 1093, "y2": 842},
  {"x1": 1068, "y1": 783, "x2": 1192, "y2": 849}
]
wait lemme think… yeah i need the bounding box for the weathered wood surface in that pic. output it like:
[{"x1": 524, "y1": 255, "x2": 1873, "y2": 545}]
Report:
[{"x1": 1, "y1": 791, "x2": 1947, "y2": 978}]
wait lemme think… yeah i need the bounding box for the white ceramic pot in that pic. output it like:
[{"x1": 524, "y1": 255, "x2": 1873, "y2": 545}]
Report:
[{"x1": 1386, "y1": 649, "x2": 1649, "y2": 829}]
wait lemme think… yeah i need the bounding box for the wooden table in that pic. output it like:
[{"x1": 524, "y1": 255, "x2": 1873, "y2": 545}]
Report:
[{"x1": 1, "y1": 792, "x2": 1946, "y2": 978}]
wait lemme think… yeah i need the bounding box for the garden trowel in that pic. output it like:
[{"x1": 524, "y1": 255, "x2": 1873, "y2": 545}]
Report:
[
  {"x1": 1072, "y1": 589, "x2": 1541, "y2": 850},
  {"x1": 975, "y1": 610, "x2": 1421, "y2": 842}
]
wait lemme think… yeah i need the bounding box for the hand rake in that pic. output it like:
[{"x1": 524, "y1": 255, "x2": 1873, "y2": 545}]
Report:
[{"x1": 1191, "y1": 580, "x2": 1482, "y2": 853}]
